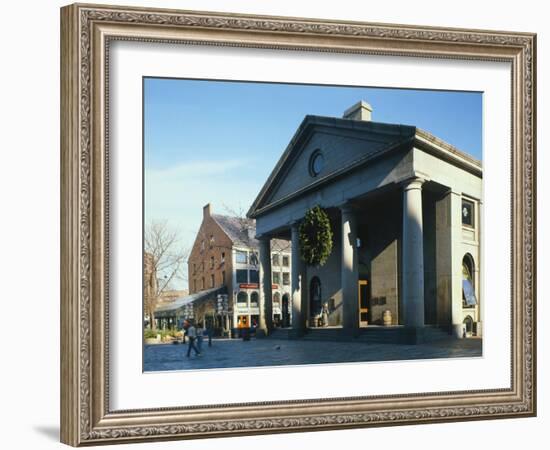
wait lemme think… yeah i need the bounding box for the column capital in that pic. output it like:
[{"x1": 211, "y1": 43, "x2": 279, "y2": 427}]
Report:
[
  {"x1": 402, "y1": 176, "x2": 427, "y2": 191},
  {"x1": 289, "y1": 220, "x2": 301, "y2": 230}
]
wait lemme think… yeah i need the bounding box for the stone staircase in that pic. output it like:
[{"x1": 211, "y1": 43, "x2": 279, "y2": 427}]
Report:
[
  {"x1": 266, "y1": 327, "x2": 298, "y2": 340},
  {"x1": 268, "y1": 326, "x2": 452, "y2": 344}
]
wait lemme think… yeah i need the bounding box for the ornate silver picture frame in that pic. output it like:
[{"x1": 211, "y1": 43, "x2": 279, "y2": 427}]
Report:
[{"x1": 60, "y1": 3, "x2": 536, "y2": 446}]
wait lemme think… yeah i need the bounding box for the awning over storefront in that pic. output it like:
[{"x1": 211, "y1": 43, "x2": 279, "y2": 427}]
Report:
[{"x1": 154, "y1": 286, "x2": 227, "y2": 318}]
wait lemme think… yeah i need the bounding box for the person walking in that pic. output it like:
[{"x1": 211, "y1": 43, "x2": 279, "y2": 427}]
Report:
[
  {"x1": 196, "y1": 322, "x2": 204, "y2": 353},
  {"x1": 321, "y1": 302, "x2": 329, "y2": 327},
  {"x1": 183, "y1": 319, "x2": 201, "y2": 358},
  {"x1": 202, "y1": 323, "x2": 212, "y2": 347}
]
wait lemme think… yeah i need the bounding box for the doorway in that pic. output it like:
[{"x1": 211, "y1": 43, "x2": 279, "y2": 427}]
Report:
[
  {"x1": 358, "y1": 280, "x2": 370, "y2": 327},
  {"x1": 282, "y1": 293, "x2": 290, "y2": 327},
  {"x1": 309, "y1": 277, "x2": 322, "y2": 323}
]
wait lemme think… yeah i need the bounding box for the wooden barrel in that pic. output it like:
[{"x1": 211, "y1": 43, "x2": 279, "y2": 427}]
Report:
[{"x1": 383, "y1": 310, "x2": 392, "y2": 326}]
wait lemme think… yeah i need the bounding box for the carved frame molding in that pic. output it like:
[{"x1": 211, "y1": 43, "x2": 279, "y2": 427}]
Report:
[{"x1": 60, "y1": 3, "x2": 536, "y2": 446}]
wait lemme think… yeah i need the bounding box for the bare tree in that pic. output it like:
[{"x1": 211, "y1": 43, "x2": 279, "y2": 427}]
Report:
[
  {"x1": 221, "y1": 202, "x2": 254, "y2": 232},
  {"x1": 193, "y1": 299, "x2": 215, "y2": 328},
  {"x1": 144, "y1": 220, "x2": 188, "y2": 330}
]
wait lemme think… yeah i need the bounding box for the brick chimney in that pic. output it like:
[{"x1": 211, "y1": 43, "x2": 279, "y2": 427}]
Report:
[
  {"x1": 246, "y1": 222, "x2": 256, "y2": 242},
  {"x1": 203, "y1": 203, "x2": 211, "y2": 219},
  {"x1": 343, "y1": 100, "x2": 373, "y2": 121}
]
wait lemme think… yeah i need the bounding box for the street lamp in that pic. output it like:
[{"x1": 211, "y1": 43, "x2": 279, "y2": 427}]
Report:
[{"x1": 216, "y1": 294, "x2": 230, "y2": 338}]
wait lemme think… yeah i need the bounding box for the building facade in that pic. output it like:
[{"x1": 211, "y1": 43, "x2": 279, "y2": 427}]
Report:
[
  {"x1": 247, "y1": 101, "x2": 482, "y2": 341},
  {"x1": 185, "y1": 204, "x2": 292, "y2": 333}
]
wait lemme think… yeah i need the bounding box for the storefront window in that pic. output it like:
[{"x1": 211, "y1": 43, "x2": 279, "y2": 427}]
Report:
[
  {"x1": 250, "y1": 292, "x2": 259, "y2": 306},
  {"x1": 237, "y1": 291, "x2": 248, "y2": 304},
  {"x1": 236, "y1": 250, "x2": 247, "y2": 264},
  {"x1": 282, "y1": 272, "x2": 290, "y2": 285},
  {"x1": 249, "y1": 269, "x2": 259, "y2": 284},
  {"x1": 236, "y1": 269, "x2": 248, "y2": 283}
]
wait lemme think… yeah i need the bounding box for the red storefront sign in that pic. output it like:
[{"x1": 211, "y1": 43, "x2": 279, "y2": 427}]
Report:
[{"x1": 239, "y1": 283, "x2": 279, "y2": 289}]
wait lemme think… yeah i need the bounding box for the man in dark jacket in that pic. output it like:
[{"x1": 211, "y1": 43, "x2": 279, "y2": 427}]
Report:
[{"x1": 183, "y1": 320, "x2": 201, "y2": 357}]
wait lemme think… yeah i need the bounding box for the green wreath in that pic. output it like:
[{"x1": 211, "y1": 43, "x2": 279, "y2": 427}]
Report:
[{"x1": 299, "y1": 206, "x2": 333, "y2": 266}]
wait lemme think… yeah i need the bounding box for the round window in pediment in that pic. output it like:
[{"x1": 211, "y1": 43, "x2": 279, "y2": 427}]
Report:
[{"x1": 309, "y1": 150, "x2": 324, "y2": 177}]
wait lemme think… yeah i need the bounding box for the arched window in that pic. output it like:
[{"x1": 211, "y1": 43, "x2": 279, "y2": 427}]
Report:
[
  {"x1": 463, "y1": 315, "x2": 474, "y2": 334},
  {"x1": 237, "y1": 291, "x2": 248, "y2": 304},
  {"x1": 462, "y1": 254, "x2": 477, "y2": 308},
  {"x1": 250, "y1": 291, "x2": 259, "y2": 306},
  {"x1": 310, "y1": 276, "x2": 322, "y2": 317},
  {"x1": 309, "y1": 150, "x2": 324, "y2": 177}
]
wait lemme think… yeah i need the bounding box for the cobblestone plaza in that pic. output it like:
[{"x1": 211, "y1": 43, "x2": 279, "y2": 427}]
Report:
[{"x1": 143, "y1": 337, "x2": 482, "y2": 372}]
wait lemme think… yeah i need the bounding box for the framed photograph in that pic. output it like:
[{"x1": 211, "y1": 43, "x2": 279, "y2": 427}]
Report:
[{"x1": 60, "y1": 3, "x2": 536, "y2": 446}]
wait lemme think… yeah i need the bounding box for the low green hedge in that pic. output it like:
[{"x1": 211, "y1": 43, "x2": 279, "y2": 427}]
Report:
[
  {"x1": 144, "y1": 329, "x2": 159, "y2": 339},
  {"x1": 144, "y1": 329, "x2": 183, "y2": 339}
]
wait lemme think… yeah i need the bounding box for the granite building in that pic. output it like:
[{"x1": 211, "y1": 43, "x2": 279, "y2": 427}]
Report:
[{"x1": 247, "y1": 101, "x2": 482, "y2": 341}]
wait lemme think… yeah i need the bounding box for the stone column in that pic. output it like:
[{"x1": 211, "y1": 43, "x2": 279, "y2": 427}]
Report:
[
  {"x1": 341, "y1": 204, "x2": 359, "y2": 332},
  {"x1": 435, "y1": 189, "x2": 463, "y2": 337},
  {"x1": 448, "y1": 191, "x2": 464, "y2": 338},
  {"x1": 258, "y1": 237, "x2": 273, "y2": 334},
  {"x1": 291, "y1": 223, "x2": 305, "y2": 333},
  {"x1": 402, "y1": 178, "x2": 426, "y2": 328}
]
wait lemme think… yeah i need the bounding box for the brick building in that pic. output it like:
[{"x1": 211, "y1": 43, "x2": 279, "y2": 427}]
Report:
[{"x1": 186, "y1": 204, "x2": 292, "y2": 333}]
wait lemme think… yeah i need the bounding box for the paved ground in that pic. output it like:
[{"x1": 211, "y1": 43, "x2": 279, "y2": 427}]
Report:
[{"x1": 143, "y1": 337, "x2": 482, "y2": 372}]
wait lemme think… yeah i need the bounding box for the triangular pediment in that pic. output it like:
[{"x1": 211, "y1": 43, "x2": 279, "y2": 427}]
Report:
[{"x1": 248, "y1": 115, "x2": 415, "y2": 217}]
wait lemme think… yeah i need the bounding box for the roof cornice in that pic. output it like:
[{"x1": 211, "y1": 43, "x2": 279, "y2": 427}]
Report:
[{"x1": 414, "y1": 128, "x2": 482, "y2": 177}]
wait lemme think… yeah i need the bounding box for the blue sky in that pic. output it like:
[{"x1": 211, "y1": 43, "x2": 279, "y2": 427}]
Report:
[{"x1": 144, "y1": 78, "x2": 482, "y2": 289}]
